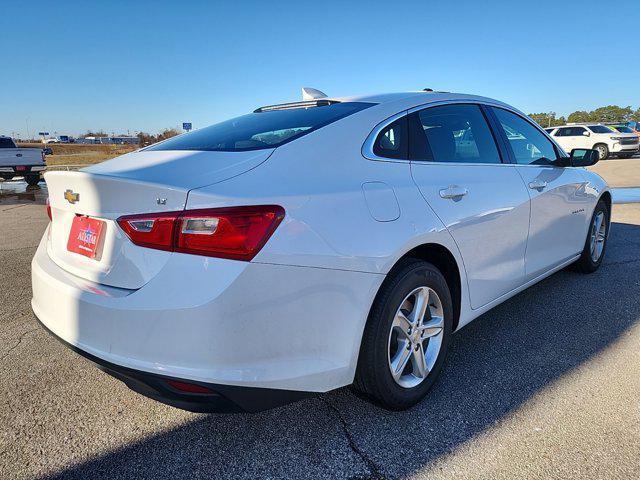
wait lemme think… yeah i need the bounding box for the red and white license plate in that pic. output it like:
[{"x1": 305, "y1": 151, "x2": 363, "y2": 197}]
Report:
[
  {"x1": 15, "y1": 165, "x2": 26, "y2": 171},
  {"x1": 67, "y1": 216, "x2": 105, "y2": 259}
]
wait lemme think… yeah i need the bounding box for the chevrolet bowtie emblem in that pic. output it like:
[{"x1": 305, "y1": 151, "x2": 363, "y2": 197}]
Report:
[{"x1": 64, "y1": 189, "x2": 79, "y2": 204}]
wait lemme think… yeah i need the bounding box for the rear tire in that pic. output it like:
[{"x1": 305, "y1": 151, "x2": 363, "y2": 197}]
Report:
[
  {"x1": 594, "y1": 144, "x2": 609, "y2": 160},
  {"x1": 25, "y1": 174, "x2": 40, "y2": 186},
  {"x1": 354, "y1": 259, "x2": 453, "y2": 410},
  {"x1": 572, "y1": 199, "x2": 609, "y2": 273}
]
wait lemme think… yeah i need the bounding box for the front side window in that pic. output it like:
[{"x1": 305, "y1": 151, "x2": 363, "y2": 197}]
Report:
[
  {"x1": 409, "y1": 104, "x2": 501, "y2": 164},
  {"x1": 492, "y1": 108, "x2": 558, "y2": 166},
  {"x1": 587, "y1": 125, "x2": 614, "y2": 134},
  {"x1": 146, "y1": 102, "x2": 373, "y2": 152},
  {"x1": 568, "y1": 127, "x2": 586, "y2": 136},
  {"x1": 555, "y1": 128, "x2": 571, "y2": 137}
]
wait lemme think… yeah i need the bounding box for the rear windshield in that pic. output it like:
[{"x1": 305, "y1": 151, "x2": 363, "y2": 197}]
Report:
[
  {"x1": 146, "y1": 102, "x2": 374, "y2": 152},
  {"x1": 0, "y1": 138, "x2": 16, "y2": 148},
  {"x1": 587, "y1": 125, "x2": 613, "y2": 134}
]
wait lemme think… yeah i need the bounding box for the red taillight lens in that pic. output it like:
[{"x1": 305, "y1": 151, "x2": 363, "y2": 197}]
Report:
[
  {"x1": 117, "y1": 212, "x2": 179, "y2": 251},
  {"x1": 166, "y1": 379, "x2": 213, "y2": 394},
  {"x1": 117, "y1": 205, "x2": 284, "y2": 261},
  {"x1": 46, "y1": 197, "x2": 52, "y2": 221}
]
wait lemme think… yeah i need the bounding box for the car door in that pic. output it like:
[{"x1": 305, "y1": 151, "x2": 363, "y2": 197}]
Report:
[
  {"x1": 409, "y1": 104, "x2": 530, "y2": 309},
  {"x1": 489, "y1": 107, "x2": 591, "y2": 281},
  {"x1": 568, "y1": 126, "x2": 590, "y2": 151},
  {"x1": 552, "y1": 127, "x2": 573, "y2": 154}
]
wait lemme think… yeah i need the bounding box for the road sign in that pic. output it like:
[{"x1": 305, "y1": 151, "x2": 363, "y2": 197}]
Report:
[
  {"x1": 38, "y1": 132, "x2": 49, "y2": 136},
  {"x1": 182, "y1": 123, "x2": 192, "y2": 132}
]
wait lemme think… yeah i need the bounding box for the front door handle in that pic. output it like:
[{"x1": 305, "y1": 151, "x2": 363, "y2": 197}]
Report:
[
  {"x1": 439, "y1": 185, "x2": 469, "y2": 199},
  {"x1": 528, "y1": 180, "x2": 547, "y2": 190}
]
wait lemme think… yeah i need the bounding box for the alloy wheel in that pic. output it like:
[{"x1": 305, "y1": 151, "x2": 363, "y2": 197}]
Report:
[
  {"x1": 387, "y1": 286, "x2": 444, "y2": 389},
  {"x1": 590, "y1": 211, "x2": 606, "y2": 262}
]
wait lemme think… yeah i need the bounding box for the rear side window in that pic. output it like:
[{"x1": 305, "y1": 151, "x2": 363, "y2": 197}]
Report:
[
  {"x1": 0, "y1": 138, "x2": 16, "y2": 148},
  {"x1": 373, "y1": 116, "x2": 408, "y2": 159},
  {"x1": 588, "y1": 125, "x2": 613, "y2": 134},
  {"x1": 409, "y1": 104, "x2": 501, "y2": 164},
  {"x1": 491, "y1": 108, "x2": 558, "y2": 165},
  {"x1": 146, "y1": 102, "x2": 373, "y2": 152}
]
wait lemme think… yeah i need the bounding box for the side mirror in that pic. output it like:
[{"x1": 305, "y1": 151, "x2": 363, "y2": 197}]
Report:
[
  {"x1": 43, "y1": 147, "x2": 53, "y2": 155},
  {"x1": 570, "y1": 148, "x2": 599, "y2": 167},
  {"x1": 582, "y1": 131, "x2": 590, "y2": 136}
]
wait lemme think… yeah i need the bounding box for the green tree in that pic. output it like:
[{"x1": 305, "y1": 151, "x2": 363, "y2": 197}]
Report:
[
  {"x1": 528, "y1": 112, "x2": 566, "y2": 128},
  {"x1": 567, "y1": 110, "x2": 593, "y2": 123},
  {"x1": 591, "y1": 105, "x2": 633, "y2": 123}
]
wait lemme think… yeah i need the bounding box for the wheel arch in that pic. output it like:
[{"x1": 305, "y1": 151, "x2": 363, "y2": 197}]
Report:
[
  {"x1": 389, "y1": 243, "x2": 463, "y2": 331},
  {"x1": 600, "y1": 190, "x2": 612, "y2": 211}
]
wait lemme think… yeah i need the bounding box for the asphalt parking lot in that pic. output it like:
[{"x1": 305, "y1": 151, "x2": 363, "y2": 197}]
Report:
[{"x1": 1, "y1": 174, "x2": 639, "y2": 479}]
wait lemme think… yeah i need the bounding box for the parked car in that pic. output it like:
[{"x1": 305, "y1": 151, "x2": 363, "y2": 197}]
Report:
[
  {"x1": 0, "y1": 136, "x2": 46, "y2": 185},
  {"x1": 32, "y1": 91, "x2": 610, "y2": 413},
  {"x1": 44, "y1": 135, "x2": 74, "y2": 144},
  {"x1": 607, "y1": 124, "x2": 635, "y2": 134},
  {"x1": 609, "y1": 122, "x2": 640, "y2": 138},
  {"x1": 546, "y1": 123, "x2": 639, "y2": 159},
  {"x1": 625, "y1": 120, "x2": 640, "y2": 133}
]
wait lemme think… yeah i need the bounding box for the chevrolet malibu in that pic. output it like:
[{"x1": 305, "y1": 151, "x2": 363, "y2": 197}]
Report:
[{"x1": 32, "y1": 91, "x2": 611, "y2": 412}]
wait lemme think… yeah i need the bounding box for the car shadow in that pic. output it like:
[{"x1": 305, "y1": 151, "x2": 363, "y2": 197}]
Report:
[{"x1": 42, "y1": 222, "x2": 640, "y2": 480}]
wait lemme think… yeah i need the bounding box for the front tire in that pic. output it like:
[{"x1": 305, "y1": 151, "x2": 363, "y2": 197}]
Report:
[
  {"x1": 354, "y1": 259, "x2": 453, "y2": 410},
  {"x1": 572, "y1": 199, "x2": 609, "y2": 273},
  {"x1": 594, "y1": 143, "x2": 609, "y2": 160}
]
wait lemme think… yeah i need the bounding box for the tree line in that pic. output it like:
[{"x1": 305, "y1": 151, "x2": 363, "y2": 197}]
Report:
[
  {"x1": 528, "y1": 105, "x2": 640, "y2": 128},
  {"x1": 81, "y1": 128, "x2": 180, "y2": 146}
]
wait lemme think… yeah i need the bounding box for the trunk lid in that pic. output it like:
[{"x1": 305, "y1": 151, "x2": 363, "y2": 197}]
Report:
[{"x1": 44, "y1": 149, "x2": 272, "y2": 289}]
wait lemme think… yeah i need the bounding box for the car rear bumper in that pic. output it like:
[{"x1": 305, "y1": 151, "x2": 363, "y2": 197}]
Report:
[
  {"x1": 31, "y1": 227, "x2": 382, "y2": 405},
  {"x1": 0, "y1": 165, "x2": 45, "y2": 174},
  {"x1": 35, "y1": 314, "x2": 313, "y2": 412}
]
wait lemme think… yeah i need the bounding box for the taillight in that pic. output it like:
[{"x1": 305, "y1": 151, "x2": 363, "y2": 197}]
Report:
[
  {"x1": 117, "y1": 211, "x2": 178, "y2": 251},
  {"x1": 117, "y1": 205, "x2": 284, "y2": 261},
  {"x1": 46, "y1": 197, "x2": 52, "y2": 221}
]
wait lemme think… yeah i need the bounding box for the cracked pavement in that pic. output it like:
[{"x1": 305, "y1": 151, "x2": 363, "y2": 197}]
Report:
[{"x1": 1, "y1": 181, "x2": 639, "y2": 479}]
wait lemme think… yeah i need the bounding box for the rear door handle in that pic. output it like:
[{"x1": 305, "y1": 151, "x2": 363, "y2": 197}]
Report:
[
  {"x1": 528, "y1": 180, "x2": 547, "y2": 190},
  {"x1": 439, "y1": 185, "x2": 469, "y2": 199}
]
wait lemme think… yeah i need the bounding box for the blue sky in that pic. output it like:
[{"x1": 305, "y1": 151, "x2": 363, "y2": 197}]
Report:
[{"x1": 2, "y1": 0, "x2": 638, "y2": 138}]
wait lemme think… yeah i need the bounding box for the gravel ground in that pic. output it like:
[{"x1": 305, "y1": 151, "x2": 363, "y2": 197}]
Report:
[{"x1": 0, "y1": 181, "x2": 638, "y2": 480}]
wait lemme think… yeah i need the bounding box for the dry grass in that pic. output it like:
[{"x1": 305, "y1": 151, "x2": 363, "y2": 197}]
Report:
[{"x1": 18, "y1": 142, "x2": 138, "y2": 166}]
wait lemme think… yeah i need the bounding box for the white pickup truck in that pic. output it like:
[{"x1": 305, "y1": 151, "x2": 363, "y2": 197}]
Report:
[{"x1": 0, "y1": 136, "x2": 46, "y2": 185}]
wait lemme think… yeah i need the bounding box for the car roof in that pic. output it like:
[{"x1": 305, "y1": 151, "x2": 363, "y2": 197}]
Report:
[
  {"x1": 326, "y1": 91, "x2": 512, "y2": 108},
  {"x1": 253, "y1": 91, "x2": 523, "y2": 122}
]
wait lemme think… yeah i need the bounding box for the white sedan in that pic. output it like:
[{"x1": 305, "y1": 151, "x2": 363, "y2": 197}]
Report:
[{"x1": 32, "y1": 90, "x2": 610, "y2": 412}]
